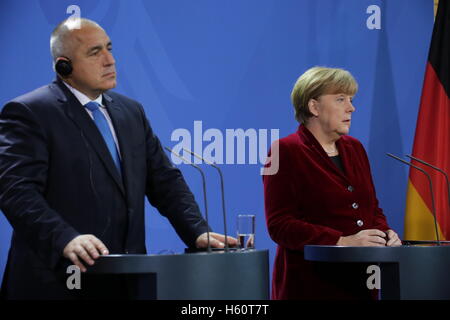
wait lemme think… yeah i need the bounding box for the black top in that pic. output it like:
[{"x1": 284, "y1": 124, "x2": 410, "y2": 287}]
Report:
[{"x1": 330, "y1": 155, "x2": 345, "y2": 173}]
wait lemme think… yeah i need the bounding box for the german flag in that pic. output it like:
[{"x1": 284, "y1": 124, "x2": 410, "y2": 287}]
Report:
[{"x1": 404, "y1": 0, "x2": 450, "y2": 241}]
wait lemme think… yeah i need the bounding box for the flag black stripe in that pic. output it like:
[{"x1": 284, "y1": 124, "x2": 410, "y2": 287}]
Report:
[{"x1": 428, "y1": 0, "x2": 450, "y2": 97}]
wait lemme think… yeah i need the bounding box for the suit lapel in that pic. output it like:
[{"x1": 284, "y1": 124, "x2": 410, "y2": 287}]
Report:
[
  {"x1": 103, "y1": 93, "x2": 134, "y2": 205},
  {"x1": 336, "y1": 138, "x2": 355, "y2": 183},
  {"x1": 51, "y1": 80, "x2": 126, "y2": 196},
  {"x1": 298, "y1": 125, "x2": 350, "y2": 184}
]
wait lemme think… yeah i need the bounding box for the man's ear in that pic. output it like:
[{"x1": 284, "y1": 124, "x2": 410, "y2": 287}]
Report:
[{"x1": 308, "y1": 99, "x2": 319, "y2": 117}]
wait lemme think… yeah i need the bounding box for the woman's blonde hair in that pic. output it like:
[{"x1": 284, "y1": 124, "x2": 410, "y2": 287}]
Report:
[{"x1": 291, "y1": 66, "x2": 358, "y2": 124}]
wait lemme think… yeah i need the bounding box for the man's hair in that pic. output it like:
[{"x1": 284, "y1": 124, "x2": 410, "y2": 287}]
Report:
[
  {"x1": 291, "y1": 66, "x2": 358, "y2": 124},
  {"x1": 50, "y1": 17, "x2": 102, "y2": 62}
]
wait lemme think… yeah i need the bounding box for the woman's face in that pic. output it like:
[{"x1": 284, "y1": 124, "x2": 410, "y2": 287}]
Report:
[{"x1": 310, "y1": 93, "x2": 355, "y2": 137}]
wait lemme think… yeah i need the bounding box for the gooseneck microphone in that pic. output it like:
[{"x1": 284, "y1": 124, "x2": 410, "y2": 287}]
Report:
[
  {"x1": 386, "y1": 153, "x2": 441, "y2": 245},
  {"x1": 406, "y1": 154, "x2": 450, "y2": 211},
  {"x1": 182, "y1": 147, "x2": 229, "y2": 252},
  {"x1": 164, "y1": 146, "x2": 211, "y2": 252}
]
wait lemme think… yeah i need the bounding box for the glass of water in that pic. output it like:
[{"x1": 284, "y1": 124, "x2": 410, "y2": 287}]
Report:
[{"x1": 237, "y1": 214, "x2": 255, "y2": 249}]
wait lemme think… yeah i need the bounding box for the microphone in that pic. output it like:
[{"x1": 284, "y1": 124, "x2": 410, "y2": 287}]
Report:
[
  {"x1": 182, "y1": 147, "x2": 229, "y2": 252},
  {"x1": 386, "y1": 153, "x2": 441, "y2": 245},
  {"x1": 164, "y1": 146, "x2": 211, "y2": 252},
  {"x1": 406, "y1": 154, "x2": 450, "y2": 211}
]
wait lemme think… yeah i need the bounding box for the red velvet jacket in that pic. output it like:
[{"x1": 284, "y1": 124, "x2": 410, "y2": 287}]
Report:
[{"x1": 263, "y1": 125, "x2": 390, "y2": 300}]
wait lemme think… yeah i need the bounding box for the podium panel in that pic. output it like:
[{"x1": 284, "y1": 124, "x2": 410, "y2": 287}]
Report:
[
  {"x1": 304, "y1": 245, "x2": 450, "y2": 300},
  {"x1": 88, "y1": 249, "x2": 269, "y2": 300}
]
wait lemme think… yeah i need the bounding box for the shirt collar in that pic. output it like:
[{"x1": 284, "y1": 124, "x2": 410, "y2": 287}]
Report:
[{"x1": 62, "y1": 81, "x2": 103, "y2": 107}]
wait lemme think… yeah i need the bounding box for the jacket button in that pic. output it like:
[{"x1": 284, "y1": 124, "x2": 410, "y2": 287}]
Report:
[
  {"x1": 352, "y1": 202, "x2": 359, "y2": 209},
  {"x1": 357, "y1": 220, "x2": 364, "y2": 227},
  {"x1": 347, "y1": 185, "x2": 354, "y2": 192}
]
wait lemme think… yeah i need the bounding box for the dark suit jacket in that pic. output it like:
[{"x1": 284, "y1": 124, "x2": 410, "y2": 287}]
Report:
[
  {"x1": 0, "y1": 79, "x2": 209, "y2": 299},
  {"x1": 263, "y1": 125, "x2": 389, "y2": 300}
]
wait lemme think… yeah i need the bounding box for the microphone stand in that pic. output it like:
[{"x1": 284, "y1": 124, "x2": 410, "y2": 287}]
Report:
[
  {"x1": 182, "y1": 148, "x2": 229, "y2": 252},
  {"x1": 387, "y1": 153, "x2": 441, "y2": 245},
  {"x1": 406, "y1": 154, "x2": 450, "y2": 211},
  {"x1": 165, "y1": 146, "x2": 211, "y2": 252}
]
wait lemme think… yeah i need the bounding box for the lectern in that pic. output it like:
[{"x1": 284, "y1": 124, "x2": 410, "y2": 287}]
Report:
[
  {"x1": 88, "y1": 249, "x2": 269, "y2": 300},
  {"x1": 304, "y1": 244, "x2": 450, "y2": 300}
]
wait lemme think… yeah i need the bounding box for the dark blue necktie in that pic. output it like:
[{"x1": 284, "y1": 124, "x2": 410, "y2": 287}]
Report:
[{"x1": 84, "y1": 101, "x2": 122, "y2": 175}]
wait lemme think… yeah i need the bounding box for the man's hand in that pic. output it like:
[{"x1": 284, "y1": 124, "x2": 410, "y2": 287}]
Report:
[
  {"x1": 386, "y1": 229, "x2": 402, "y2": 246},
  {"x1": 195, "y1": 232, "x2": 238, "y2": 249},
  {"x1": 336, "y1": 229, "x2": 387, "y2": 247},
  {"x1": 63, "y1": 234, "x2": 109, "y2": 272}
]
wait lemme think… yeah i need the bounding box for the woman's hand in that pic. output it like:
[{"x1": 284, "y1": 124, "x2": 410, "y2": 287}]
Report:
[
  {"x1": 385, "y1": 229, "x2": 402, "y2": 246},
  {"x1": 336, "y1": 229, "x2": 387, "y2": 246}
]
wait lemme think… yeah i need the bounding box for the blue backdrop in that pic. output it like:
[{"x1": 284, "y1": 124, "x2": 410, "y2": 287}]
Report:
[{"x1": 0, "y1": 0, "x2": 434, "y2": 289}]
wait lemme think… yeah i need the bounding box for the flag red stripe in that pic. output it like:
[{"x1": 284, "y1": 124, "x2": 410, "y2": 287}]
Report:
[{"x1": 409, "y1": 62, "x2": 450, "y2": 239}]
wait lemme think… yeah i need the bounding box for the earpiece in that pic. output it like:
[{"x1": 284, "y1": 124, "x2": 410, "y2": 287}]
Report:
[{"x1": 55, "y1": 57, "x2": 73, "y2": 77}]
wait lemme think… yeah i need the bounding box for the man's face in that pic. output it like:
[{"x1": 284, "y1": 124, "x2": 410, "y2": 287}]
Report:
[{"x1": 67, "y1": 25, "x2": 116, "y2": 99}]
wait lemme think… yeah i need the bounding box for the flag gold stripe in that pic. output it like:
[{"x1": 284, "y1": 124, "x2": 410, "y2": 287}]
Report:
[{"x1": 404, "y1": 180, "x2": 445, "y2": 240}]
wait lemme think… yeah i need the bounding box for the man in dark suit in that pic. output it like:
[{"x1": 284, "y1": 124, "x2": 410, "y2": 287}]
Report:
[{"x1": 0, "y1": 18, "x2": 235, "y2": 300}]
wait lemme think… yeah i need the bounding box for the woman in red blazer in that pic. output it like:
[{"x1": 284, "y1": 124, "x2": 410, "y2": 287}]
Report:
[{"x1": 263, "y1": 67, "x2": 401, "y2": 300}]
